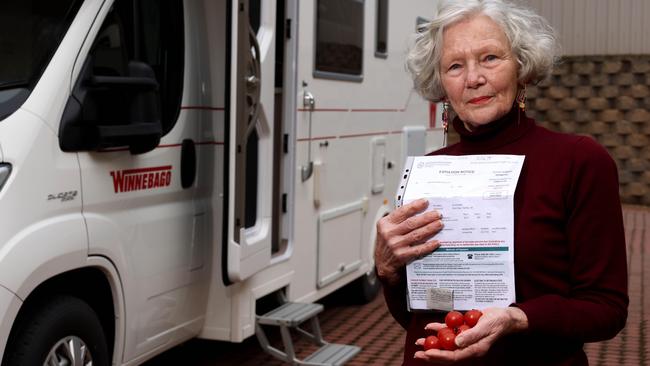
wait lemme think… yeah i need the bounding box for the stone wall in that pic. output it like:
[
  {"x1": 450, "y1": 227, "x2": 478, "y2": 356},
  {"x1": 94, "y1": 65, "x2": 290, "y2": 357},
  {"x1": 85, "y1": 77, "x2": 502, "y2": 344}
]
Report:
[{"x1": 448, "y1": 55, "x2": 650, "y2": 205}]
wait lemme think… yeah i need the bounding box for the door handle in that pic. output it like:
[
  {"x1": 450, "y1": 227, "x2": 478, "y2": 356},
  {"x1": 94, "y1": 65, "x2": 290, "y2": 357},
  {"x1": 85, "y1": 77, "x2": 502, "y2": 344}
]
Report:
[
  {"x1": 301, "y1": 90, "x2": 316, "y2": 181},
  {"x1": 303, "y1": 91, "x2": 315, "y2": 110}
]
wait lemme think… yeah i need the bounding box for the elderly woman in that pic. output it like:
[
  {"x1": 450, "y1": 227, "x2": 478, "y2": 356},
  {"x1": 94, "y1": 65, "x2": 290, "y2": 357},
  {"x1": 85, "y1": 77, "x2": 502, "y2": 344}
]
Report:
[{"x1": 374, "y1": 0, "x2": 628, "y2": 365}]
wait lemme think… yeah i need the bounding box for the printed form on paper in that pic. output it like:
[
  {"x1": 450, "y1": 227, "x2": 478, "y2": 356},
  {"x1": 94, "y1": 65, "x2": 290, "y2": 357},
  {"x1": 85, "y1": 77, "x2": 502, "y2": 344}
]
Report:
[{"x1": 396, "y1": 155, "x2": 525, "y2": 311}]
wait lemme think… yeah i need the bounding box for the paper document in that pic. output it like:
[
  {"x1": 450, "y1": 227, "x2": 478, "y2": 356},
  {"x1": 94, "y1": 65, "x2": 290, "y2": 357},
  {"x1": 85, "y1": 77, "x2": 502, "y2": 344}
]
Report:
[{"x1": 396, "y1": 155, "x2": 525, "y2": 311}]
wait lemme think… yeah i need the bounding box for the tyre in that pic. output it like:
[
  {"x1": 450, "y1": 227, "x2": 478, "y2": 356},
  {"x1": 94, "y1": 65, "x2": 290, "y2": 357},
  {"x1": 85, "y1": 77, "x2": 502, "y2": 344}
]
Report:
[{"x1": 2, "y1": 296, "x2": 109, "y2": 366}]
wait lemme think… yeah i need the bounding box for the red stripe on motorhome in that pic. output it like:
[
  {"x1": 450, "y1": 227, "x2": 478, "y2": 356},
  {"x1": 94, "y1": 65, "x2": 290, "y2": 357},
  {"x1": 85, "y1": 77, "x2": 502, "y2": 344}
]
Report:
[
  {"x1": 350, "y1": 108, "x2": 404, "y2": 112},
  {"x1": 297, "y1": 108, "x2": 406, "y2": 112},
  {"x1": 96, "y1": 104, "x2": 421, "y2": 149},
  {"x1": 298, "y1": 131, "x2": 411, "y2": 141},
  {"x1": 297, "y1": 108, "x2": 348, "y2": 112},
  {"x1": 339, "y1": 131, "x2": 391, "y2": 139},
  {"x1": 121, "y1": 165, "x2": 172, "y2": 175}
]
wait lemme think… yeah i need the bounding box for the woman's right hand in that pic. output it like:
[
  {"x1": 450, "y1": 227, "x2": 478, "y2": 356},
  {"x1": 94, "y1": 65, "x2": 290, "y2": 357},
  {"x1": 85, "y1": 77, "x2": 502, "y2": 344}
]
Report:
[{"x1": 374, "y1": 199, "x2": 444, "y2": 285}]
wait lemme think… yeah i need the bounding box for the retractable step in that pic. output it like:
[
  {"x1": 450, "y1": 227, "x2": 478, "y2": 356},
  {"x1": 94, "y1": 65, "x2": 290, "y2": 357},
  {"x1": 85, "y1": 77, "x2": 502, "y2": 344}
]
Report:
[
  {"x1": 256, "y1": 301, "x2": 361, "y2": 366},
  {"x1": 257, "y1": 302, "x2": 324, "y2": 327},
  {"x1": 303, "y1": 344, "x2": 360, "y2": 366}
]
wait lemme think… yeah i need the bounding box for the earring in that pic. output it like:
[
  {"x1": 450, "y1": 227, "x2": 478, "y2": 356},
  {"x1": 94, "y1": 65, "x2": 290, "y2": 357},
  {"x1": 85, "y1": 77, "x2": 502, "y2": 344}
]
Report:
[
  {"x1": 442, "y1": 100, "x2": 450, "y2": 146},
  {"x1": 517, "y1": 84, "x2": 527, "y2": 111},
  {"x1": 442, "y1": 100, "x2": 450, "y2": 133}
]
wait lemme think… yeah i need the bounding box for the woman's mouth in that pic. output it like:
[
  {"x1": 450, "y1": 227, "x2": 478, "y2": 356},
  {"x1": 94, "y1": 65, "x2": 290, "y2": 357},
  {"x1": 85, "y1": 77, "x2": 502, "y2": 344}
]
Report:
[{"x1": 468, "y1": 96, "x2": 492, "y2": 104}]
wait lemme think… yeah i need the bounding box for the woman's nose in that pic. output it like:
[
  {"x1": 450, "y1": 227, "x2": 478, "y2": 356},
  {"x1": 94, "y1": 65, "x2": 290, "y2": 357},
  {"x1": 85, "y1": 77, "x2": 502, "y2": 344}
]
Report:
[{"x1": 465, "y1": 64, "x2": 486, "y2": 88}]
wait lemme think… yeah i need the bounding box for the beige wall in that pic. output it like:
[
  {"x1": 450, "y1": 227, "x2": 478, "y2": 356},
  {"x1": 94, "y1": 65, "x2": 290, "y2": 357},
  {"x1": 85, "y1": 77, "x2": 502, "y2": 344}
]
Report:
[{"x1": 519, "y1": 0, "x2": 650, "y2": 55}]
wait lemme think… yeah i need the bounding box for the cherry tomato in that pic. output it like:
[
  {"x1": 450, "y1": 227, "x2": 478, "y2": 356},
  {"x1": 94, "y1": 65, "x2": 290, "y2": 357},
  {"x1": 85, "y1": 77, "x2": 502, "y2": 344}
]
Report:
[
  {"x1": 438, "y1": 330, "x2": 458, "y2": 351},
  {"x1": 464, "y1": 309, "x2": 483, "y2": 328},
  {"x1": 456, "y1": 324, "x2": 471, "y2": 334},
  {"x1": 445, "y1": 311, "x2": 464, "y2": 329},
  {"x1": 423, "y1": 335, "x2": 440, "y2": 350},
  {"x1": 437, "y1": 327, "x2": 455, "y2": 339}
]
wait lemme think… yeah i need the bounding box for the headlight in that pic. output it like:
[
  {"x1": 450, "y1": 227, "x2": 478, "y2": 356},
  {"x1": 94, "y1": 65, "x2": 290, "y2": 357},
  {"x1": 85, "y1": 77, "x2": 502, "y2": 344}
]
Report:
[{"x1": 0, "y1": 163, "x2": 11, "y2": 192}]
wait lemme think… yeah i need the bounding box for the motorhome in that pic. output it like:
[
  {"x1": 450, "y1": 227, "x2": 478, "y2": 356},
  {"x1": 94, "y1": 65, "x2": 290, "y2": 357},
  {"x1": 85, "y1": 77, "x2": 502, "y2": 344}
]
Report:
[{"x1": 0, "y1": 0, "x2": 443, "y2": 365}]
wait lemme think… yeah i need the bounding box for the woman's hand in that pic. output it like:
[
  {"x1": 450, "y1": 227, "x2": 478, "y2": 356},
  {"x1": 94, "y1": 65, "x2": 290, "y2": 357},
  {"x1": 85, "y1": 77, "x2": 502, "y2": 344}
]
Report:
[
  {"x1": 374, "y1": 199, "x2": 444, "y2": 285},
  {"x1": 414, "y1": 307, "x2": 529, "y2": 363}
]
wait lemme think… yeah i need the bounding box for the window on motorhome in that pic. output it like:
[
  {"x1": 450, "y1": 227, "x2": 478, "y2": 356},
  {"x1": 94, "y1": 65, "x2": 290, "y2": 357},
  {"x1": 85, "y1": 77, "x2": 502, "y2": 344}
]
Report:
[
  {"x1": 375, "y1": 0, "x2": 388, "y2": 57},
  {"x1": 314, "y1": 0, "x2": 364, "y2": 80},
  {"x1": 90, "y1": 0, "x2": 184, "y2": 134},
  {"x1": 0, "y1": 0, "x2": 83, "y2": 121}
]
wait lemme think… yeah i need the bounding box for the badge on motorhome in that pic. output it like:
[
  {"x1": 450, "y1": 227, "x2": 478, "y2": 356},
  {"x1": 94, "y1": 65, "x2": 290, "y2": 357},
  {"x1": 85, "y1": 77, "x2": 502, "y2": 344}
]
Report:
[{"x1": 110, "y1": 166, "x2": 172, "y2": 193}]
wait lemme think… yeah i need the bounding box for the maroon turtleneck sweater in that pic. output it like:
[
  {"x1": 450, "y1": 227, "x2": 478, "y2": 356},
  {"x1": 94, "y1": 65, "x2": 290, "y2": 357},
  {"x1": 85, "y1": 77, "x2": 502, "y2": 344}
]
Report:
[{"x1": 381, "y1": 108, "x2": 628, "y2": 365}]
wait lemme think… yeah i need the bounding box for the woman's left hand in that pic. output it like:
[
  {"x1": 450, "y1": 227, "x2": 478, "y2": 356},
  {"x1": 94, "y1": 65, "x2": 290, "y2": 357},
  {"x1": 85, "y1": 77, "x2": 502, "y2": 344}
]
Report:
[{"x1": 414, "y1": 307, "x2": 528, "y2": 363}]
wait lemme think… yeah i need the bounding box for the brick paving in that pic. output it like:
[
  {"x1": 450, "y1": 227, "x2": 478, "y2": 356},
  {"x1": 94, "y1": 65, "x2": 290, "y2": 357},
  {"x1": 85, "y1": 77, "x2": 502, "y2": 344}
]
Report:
[
  {"x1": 583, "y1": 206, "x2": 649, "y2": 366},
  {"x1": 144, "y1": 205, "x2": 648, "y2": 365}
]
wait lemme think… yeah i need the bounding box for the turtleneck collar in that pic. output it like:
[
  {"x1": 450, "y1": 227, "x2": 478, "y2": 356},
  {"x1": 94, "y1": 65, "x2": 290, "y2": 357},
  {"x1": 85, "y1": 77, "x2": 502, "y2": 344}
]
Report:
[{"x1": 452, "y1": 106, "x2": 535, "y2": 153}]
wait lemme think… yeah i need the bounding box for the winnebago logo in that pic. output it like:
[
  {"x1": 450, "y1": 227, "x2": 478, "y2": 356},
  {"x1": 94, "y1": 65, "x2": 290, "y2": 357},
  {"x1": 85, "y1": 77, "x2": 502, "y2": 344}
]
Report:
[{"x1": 110, "y1": 166, "x2": 172, "y2": 193}]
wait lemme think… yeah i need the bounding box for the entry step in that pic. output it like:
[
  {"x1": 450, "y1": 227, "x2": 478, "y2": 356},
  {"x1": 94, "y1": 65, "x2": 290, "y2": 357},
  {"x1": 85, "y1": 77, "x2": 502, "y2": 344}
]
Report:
[
  {"x1": 255, "y1": 301, "x2": 360, "y2": 365},
  {"x1": 303, "y1": 344, "x2": 361, "y2": 366},
  {"x1": 257, "y1": 302, "x2": 324, "y2": 327}
]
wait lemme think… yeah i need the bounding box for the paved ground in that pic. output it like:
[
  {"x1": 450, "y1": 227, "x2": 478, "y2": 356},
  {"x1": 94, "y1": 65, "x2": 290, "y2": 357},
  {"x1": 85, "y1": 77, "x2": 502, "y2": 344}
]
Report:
[
  {"x1": 583, "y1": 206, "x2": 649, "y2": 366},
  {"x1": 144, "y1": 206, "x2": 648, "y2": 365}
]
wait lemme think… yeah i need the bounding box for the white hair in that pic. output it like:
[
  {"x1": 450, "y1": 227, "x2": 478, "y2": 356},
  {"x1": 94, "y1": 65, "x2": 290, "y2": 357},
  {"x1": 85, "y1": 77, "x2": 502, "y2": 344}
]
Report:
[{"x1": 407, "y1": 0, "x2": 560, "y2": 101}]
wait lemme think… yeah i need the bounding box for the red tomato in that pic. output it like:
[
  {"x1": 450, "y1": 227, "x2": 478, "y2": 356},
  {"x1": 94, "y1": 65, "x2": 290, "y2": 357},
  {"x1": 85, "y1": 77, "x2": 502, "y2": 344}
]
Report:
[
  {"x1": 437, "y1": 327, "x2": 455, "y2": 339},
  {"x1": 464, "y1": 309, "x2": 483, "y2": 328},
  {"x1": 456, "y1": 324, "x2": 471, "y2": 334},
  {"x1": 445, "y1": 311, "x2": 464, "y2": 329},
  {"x1": 423, "y1": 335, "x2": 440, "y2": 350},
  {"x1": 438, "y1": 330, "x2": 457, "y2": 351}
]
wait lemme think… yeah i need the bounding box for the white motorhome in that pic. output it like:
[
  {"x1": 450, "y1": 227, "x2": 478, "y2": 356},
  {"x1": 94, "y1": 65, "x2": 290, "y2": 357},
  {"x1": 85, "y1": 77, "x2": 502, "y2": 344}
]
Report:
[{"x1": 0, "y1": 0, "x2": 443, "y2": 365}]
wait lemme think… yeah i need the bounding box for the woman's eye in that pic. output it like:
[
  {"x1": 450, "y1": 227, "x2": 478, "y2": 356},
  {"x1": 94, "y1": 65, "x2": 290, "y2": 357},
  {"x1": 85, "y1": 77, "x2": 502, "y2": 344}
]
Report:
[
  {"x1": 448, "y1": 64, "x2": 461, "y2": 71},
  {"x1": 484, "y1": 55, "x2": 498, "y2": 62}
]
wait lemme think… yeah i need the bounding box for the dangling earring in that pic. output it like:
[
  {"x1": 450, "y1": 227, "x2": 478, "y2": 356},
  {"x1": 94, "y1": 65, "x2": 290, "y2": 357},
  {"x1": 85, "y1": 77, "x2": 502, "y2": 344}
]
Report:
[
  {"x1": 442, "y1": 100, "x2": 450, "y2": 132},
  {"x1": 442, "y1": 99, "x2": 450, "y2": 146},
  {"x1": 517, "y1": 84, "x2": 527, "y2": 111}
]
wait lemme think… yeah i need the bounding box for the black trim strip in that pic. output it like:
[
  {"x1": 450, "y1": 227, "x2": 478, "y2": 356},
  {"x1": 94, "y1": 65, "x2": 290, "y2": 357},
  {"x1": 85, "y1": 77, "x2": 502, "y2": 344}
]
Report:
[{"x1": 221, "y1": 0, "x2": 233, "y2": 286}]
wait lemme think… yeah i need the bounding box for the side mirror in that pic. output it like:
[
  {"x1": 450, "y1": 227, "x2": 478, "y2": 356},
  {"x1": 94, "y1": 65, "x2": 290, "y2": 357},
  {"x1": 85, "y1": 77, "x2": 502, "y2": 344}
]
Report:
[{"x1": 59, "y1": 59, "x2": 163, "y2": 154}]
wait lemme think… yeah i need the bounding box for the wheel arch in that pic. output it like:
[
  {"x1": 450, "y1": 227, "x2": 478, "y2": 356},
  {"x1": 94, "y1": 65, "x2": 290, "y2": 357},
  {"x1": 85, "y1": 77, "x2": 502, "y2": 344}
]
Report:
[{"x1": 2, "y1": 260, "x2": 124, "y2": 366}]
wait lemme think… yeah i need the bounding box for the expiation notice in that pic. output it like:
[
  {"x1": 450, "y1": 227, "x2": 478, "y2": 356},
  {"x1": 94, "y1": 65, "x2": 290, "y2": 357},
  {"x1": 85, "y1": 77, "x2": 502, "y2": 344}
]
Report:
[{"x1": 397, "y1": 155, "x2": 525, "y2": 311}]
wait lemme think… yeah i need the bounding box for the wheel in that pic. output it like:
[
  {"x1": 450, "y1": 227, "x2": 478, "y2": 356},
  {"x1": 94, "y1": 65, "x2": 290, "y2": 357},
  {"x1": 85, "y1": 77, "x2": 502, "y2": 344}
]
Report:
[
  {"x1": 2, "y1": 296, "x2": 109, "y2": 366},
  {"x1": 348, "y1": 268, "x2": 381, "y2": 304}
]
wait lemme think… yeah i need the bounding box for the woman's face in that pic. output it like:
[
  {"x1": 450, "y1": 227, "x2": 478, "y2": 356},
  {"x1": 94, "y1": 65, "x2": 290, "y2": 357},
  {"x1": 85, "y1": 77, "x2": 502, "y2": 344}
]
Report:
[{"x1": 440, "y1": 15, "x2": 519, "y2": 129}]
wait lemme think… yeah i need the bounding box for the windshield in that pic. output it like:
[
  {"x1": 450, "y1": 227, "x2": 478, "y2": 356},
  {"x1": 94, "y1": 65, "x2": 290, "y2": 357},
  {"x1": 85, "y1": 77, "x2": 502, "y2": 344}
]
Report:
[{"x1": 0, "y1": 0, "x2": 83, "y2": 121}]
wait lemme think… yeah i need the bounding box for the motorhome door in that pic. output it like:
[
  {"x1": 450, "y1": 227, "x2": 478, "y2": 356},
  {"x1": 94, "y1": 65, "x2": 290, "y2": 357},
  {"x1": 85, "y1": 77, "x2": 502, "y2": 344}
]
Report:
[
  {"x1": 296, "y1": 0, "x2": 373, "y2": 289},
  {"x1": 226, "y1": 0, "x2": 282, "y2": 282}
]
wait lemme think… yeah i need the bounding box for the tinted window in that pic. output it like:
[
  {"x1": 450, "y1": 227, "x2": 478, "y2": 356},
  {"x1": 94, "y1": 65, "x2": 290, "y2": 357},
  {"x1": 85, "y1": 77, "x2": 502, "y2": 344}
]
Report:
[
  {"x1": 375, "y1": 0, "x2": 388, "y2": 57},
  {"x1": 314, "y1": 0, "x2": 364, "y2": 80},
  {"x1": 0, "y1": 0, "x2": 83, "y2": 121},
  {"x1": 90, "y1": 0, "x2": 184, "y2": 134}
]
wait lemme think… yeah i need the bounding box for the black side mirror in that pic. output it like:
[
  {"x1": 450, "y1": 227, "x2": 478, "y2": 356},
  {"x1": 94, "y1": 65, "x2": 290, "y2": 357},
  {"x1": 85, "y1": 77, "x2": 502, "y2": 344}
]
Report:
[{"x1": 59, "y1": 58, "x2": 163, "y2": 154}]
